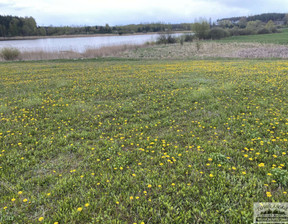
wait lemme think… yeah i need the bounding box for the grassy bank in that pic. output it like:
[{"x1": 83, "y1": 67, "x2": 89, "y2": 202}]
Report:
[
  {"x1": 218, "y1": 28, "x2": 288, "y2": 45},
  {"x1": 1, "y1": 59, "x2": 288, "y2": 223}
]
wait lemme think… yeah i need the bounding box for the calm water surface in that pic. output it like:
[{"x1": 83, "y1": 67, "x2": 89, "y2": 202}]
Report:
[{"x1": 0, "y1": 33, "x2": 181, "y2": 53}]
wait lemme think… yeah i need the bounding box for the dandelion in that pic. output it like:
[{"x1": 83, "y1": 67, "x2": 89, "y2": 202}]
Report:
[
  {"x1": 23, "y1": 198, "x2": 28, "y2": 202},
  {"x1": 209, "y1": 174, "x2": 214, "y2": 178},
  {"x1": 266, "y1": 192, "x2": 272, "y2": 198},
  {"x1": 77, "y1": 207, "x2": 83, "y2": 212},
  {"x1": 11, "y1": 198, "x2": 16, "y2": 202},
  {"x1": 148, "y1": 184, "x2": 152, "y2": 188},
  {"x1": 85, "y1": 203, "x2": 89, "y2": 207},
  {"x1": 38, "y1": 217, "x2": 44, "y2": 222}
]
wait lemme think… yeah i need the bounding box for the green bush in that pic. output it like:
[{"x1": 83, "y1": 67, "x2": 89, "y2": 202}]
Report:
[
  {"x1": 257, "y1": 28, "x2": 271, "y2": 34},
  {"x1": 184, "y1": 34, "x2": 195, "y2": 42},
  {"x1": 208, "y1": 28, "x2": 230, "y2": 40},
  {"x1": 156, "y1": 33, "x2": 177, "y2": 44},
  {"x1": 0, "y1": 47, "x2": 20, "y2": 61}
]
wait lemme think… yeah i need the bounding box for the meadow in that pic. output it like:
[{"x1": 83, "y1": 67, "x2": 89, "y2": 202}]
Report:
[{"x1": 0, "y1": 58, "x2": 288, "y2": 223}]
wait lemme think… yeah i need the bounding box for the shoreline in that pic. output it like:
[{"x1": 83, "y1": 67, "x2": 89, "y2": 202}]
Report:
[{"x1": 0, "y1": 31, "x2": 188, "y2": 41}]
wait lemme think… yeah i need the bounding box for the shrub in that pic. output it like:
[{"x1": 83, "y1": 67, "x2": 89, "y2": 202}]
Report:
[
  {"x1": 156, "y1": 33, "x2": 177, "y2": 44},
  {"x1": 208, "y1": 28, "x2": 230, "y2": 40},
  {"x1": 257, "y1": 28, "x2": 270, "y2": 34},
  {"x1": 0, "y1": 47, "x2": 20, "y2": 61},
  {"x1": 184, "y1": 34, "x2": 195, "y2": 42}
]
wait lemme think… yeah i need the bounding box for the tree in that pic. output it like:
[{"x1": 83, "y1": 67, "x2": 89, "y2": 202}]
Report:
[
  {"x1": 9, "y1": 18, "x2": 20, "y2": 36},
  {"x1": 21, "y1": 17, "x2": 37, "y2": 36},
  {"x1": 191, "y1": 21, "x2": 210, "y2": 39},
  {"x1": 37, "y1": 27, "x2": 46, "y2": 36},
  {"x1": 246, "y1": 20, "x2": 264, "y2": 34},
  {"x1": 105, "y1": 24, "x2": 112, "y2": 33},
  {"x1": 238, "y1": 17, "x2": 247, "y2": 28},
  {"x1": 218, "y1": 20, "x2": 233, "y2": 28},
  {"x1": 284, "y1": 14, "x2": 288, "y2": 25},
  {"x1": 265, "y1": 20, "x2": 276, "y2": 33},
  {"x1": 0, "y1": 24, "x2": 6, "y2": 36}
]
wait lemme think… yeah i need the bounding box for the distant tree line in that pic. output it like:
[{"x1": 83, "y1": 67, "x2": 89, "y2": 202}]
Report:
[
  {"x1": 219, "y1": 13, "x2": 288, "y2": 24},
  {"x1": 1, "y1": 13, "x2": 287, "y2": 39},
  {"x1": 189, "y1": 13, "x2": 288, "y2": 41},
  {"x1": 0, "y1": 15, "x2": 45, "y2": 37},
  {"x1": 0, "y1": 15, "x2": 193, "y2": 37}
]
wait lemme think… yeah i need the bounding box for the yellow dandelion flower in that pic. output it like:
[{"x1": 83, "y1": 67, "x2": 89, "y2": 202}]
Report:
[
  {"x1": 38, "y1": 217, "x2": 44, "y2": 222},
  {"x1": 77, "y1": 207, "x2": 83, "y2": 212}
]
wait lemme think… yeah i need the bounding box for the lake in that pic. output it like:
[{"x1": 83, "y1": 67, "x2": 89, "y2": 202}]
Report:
[{"x1": 0, "y1": 33, "x2": 182, "y2": 53}]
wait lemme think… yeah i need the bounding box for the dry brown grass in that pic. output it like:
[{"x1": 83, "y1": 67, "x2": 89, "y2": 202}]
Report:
[
  {"x1": 119, "y1": 42, "x2": 288, "y2": 59},
  {"x1": 1, "y1": 42, "x2": 288, "y2": 61},
  {"x1": 0, "y1": 44, "x2": 146, "y2": 61},
  {"x1": 82, "y1": 44, "x2": 143, "y2": 58}
]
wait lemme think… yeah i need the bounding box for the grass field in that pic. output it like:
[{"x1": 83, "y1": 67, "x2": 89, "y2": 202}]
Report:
[
  {"x1": 218, "y1": 28, "x2": 288, "y2": 45},
  {"x1": 1, "y1": 59, "x2": 288, "y2": 223}
]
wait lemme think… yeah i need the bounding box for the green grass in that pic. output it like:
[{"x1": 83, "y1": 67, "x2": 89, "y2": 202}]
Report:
[
  {"x1": 218, "y1": 28, "x2": 288, "y2": 45},
  {"x1": 1, "y1": 59, "x2": 288, "y2": 223}
]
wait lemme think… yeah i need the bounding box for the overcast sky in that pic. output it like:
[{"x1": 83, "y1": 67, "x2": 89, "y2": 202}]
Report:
[{"x1": 0, "y1": 0, "x2": 287, "y2": 26}]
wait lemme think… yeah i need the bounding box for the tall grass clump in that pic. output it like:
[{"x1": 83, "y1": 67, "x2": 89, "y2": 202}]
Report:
[{"x1": 0, "y1": 47, "x2": 20, "y2": 61}]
